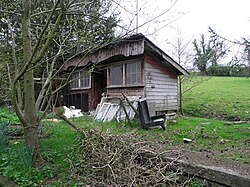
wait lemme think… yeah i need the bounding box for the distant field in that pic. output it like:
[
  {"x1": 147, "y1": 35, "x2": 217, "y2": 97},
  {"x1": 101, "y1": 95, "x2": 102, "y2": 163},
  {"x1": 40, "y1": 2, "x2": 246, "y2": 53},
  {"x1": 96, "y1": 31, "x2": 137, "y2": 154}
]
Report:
[{"x1": 182, "y1": 76, "x2": 250, "y2": 121}]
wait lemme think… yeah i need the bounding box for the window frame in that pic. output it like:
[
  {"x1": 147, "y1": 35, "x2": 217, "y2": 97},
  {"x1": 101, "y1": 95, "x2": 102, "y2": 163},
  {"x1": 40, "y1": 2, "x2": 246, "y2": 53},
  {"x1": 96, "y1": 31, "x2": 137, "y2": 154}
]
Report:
[
  {"x1": 109, "y1": 64, "x2": 123, "y2": 86},
  {"x1": 70, "y1": 70, "x2": 91, "y2": 90},
  {"x1": 125, "y1": 61, "x2": 142, "y2": 85},
  {"x1": 108, "y1": 60, "x2": 143, "y2": 88}
]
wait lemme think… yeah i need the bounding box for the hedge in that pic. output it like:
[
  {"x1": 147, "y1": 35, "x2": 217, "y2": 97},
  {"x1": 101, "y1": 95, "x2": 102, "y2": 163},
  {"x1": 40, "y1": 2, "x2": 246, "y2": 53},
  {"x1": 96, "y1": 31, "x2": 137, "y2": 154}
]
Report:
[{"x1": 207, "y1": 65, "x2": 247, "y2": 77}]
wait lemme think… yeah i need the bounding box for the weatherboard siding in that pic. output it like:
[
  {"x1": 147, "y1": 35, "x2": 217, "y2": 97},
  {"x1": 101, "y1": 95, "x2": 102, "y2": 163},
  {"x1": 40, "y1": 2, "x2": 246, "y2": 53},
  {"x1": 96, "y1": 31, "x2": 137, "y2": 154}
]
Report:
[
  {"x1": 144, "y1": 55, "x2": 178, "y2": 115},
  {"x1": 107, "y1": 87, "x2": 144, "y2": 97}
]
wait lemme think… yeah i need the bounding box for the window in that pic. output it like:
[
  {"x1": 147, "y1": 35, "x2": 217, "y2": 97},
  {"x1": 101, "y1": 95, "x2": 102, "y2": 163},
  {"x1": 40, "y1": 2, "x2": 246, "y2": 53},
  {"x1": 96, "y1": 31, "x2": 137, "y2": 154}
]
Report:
[
  {"x1": 70, "y1": 70, "x2": 90, "y2": 89},
  {"x1": 126, "y1": 62, "x2": 141, "y2": 85},
  {"x1": 80, "y1": 70, "x2": 90, "y2": 88},
  {"x1": 109, "y1": 65, "x2": 123, "y2": 86},
  {"x1": 70, "y1": 72, "x2": 79, "y2": 88},
  {"x1": 108, "y1": 61, "x2": 142, "y2": 86}
]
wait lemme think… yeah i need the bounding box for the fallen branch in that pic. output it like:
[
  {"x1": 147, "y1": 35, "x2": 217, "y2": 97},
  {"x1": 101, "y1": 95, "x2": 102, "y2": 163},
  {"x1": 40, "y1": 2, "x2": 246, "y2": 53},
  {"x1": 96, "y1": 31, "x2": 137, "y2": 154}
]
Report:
[
  {"x1": 57, "y1": 114, "x2": 86, "y2": 137},
  {"x1": 65, "y1": 130, "x2": 182, "y2": 186}
]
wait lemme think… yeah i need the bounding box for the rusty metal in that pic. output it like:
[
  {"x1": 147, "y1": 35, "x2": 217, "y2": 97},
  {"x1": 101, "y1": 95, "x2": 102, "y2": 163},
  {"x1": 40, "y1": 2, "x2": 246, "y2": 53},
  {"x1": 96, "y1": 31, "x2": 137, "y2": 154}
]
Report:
[{"x1": 62, "y1": 39, "x2": 144, "y2": 70}]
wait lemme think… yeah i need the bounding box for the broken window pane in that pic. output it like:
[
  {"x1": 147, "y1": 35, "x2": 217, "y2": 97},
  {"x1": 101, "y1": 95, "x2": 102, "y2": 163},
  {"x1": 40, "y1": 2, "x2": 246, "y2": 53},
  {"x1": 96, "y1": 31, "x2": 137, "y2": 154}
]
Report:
[
  {"x1": 126, "y1": 62, "x2": 141, "y2": 85},
  {"x1": 110, "y1": 65, "x2": 123, "y2": 85}
]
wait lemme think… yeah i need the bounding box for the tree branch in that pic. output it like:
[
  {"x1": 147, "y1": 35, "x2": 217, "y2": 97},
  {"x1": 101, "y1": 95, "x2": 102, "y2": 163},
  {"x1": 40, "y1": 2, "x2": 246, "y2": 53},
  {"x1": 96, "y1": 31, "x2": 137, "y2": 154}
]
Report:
[{"x1": 13, "y1": 0, "x2": 61, "y2": 85}]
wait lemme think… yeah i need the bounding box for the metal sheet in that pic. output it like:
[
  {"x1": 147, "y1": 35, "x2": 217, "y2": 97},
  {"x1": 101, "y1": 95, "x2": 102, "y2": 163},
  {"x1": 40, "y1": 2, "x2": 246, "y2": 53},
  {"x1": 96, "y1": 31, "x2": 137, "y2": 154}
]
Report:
[{"x1": 63, "y1": 40, "x2": 144, "y2": 70}]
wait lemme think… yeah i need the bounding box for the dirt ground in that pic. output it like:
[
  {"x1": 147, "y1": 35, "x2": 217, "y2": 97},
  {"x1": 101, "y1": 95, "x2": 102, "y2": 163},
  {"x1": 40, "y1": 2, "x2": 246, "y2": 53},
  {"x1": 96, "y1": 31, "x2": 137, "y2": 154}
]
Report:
[{"x1": 160, "y1": 145, "x2": 250, "y2": 177}]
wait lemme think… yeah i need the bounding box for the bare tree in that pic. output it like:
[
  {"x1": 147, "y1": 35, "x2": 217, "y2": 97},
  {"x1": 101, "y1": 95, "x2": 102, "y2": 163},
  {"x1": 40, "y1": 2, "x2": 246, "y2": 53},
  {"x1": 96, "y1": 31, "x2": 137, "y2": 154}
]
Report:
[
  {"x1": 0, "y1": 0, "x2": 119, "y2": 163},
  {"x1": 167, "y1": 30, "x2": 192, "y2": 115}
]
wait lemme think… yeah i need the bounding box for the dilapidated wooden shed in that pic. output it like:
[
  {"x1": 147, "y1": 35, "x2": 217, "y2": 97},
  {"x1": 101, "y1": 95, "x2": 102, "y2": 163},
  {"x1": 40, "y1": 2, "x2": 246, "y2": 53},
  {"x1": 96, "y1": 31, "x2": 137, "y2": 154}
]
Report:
[{"x1": 62, "y1": 34, "x2": 189, "y2": 115}]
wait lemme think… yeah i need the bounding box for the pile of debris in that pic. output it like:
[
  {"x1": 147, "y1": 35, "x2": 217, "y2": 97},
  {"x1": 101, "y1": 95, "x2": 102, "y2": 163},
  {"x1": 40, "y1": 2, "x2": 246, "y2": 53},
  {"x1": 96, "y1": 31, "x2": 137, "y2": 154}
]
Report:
[
  {"x1": 66, "y1": 129, "x2": 182, "y2": 186},
  {"x1": 94, "y1": 94, "x2": 139, "y2": 122},
  {"x1": 62, "y1": 106, "x2": 83, "y2": 118}
]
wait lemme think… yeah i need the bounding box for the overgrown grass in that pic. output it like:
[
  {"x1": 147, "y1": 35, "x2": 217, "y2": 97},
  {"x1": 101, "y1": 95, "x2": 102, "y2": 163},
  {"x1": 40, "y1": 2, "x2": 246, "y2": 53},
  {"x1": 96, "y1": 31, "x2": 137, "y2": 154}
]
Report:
[
  {"x1": 182, "y1": 76, "x2": 250, "y2": 121},
  {"x1": 0, "y1": 106, "x2": 249, "y2": 186},
  {"x1": 0, "y1": 121, "x2": 77, "y2": 186}
]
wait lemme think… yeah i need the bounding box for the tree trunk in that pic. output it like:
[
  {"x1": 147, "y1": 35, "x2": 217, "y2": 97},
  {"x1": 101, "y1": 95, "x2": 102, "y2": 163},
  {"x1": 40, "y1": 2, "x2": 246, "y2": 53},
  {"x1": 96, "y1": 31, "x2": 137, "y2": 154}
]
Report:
[
  {"x1": 23, "y1": 124, "x2": 40, "y2": 155},
  {"x1": 22, "y1": 0, "x2": 41, "y2": 161},
  {"x1": 23, "y1": 69, "x2": 41, "y2": 159}
]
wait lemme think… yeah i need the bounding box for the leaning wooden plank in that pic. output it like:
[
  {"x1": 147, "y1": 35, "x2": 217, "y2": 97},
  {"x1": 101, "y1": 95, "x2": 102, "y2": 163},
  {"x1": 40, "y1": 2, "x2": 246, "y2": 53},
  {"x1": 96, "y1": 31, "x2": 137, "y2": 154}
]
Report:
[
  {"x1": 122, "y1": 93, "x2": 139, "y2": 115},
  {"x1": 119, "y1": 98, "x2": 130, "y2": 124},
  {"x1": 116, "y1": 105, "x2": 126, "y2": 122},
  {"x1": 127, "y1": 100, "x2": 138, "y2": 119}
]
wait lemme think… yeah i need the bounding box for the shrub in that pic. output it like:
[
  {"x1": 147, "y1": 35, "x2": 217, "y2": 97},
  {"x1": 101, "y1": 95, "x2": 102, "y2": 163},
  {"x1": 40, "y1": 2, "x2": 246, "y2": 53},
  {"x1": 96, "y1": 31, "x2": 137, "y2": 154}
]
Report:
[
  {"x1": 207, "y1": 65, "x2": 246, "y2": 77},
  {"x1": 0, "y1": 107, "x2": 20, "y2": 124}
]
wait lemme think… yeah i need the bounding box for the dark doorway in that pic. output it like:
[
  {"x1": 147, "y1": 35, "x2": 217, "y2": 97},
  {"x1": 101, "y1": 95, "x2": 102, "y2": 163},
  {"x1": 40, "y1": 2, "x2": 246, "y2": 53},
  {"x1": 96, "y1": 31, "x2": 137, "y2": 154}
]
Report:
[
  {"x1": 92, "y1": 70, "x2": 106, "y2": 109},
  {"x1": 64, "y1": 92, "x2": 89, "y2": 112}
]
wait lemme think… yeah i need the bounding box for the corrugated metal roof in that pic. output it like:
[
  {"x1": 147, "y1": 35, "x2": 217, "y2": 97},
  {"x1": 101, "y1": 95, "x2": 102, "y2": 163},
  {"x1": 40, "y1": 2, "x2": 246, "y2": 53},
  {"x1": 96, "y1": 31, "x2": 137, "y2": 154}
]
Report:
[{"x1": 62, "y1": 33, "x2": 189, "y2": 76}]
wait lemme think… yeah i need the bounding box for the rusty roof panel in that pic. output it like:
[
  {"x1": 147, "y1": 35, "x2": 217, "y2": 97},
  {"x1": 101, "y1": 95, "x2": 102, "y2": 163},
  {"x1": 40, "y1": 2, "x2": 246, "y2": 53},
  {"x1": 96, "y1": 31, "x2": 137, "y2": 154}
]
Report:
[{"x1": 63, "y1": 39, "x2": 144, "y2": 70}]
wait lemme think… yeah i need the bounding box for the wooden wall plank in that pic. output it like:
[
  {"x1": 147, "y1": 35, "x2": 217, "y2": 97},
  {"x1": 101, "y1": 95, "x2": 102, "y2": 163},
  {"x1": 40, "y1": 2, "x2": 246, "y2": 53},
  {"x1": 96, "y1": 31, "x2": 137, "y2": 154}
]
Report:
[{"x1": 144, "y1": 54, "x2": 178, "y2": 114}]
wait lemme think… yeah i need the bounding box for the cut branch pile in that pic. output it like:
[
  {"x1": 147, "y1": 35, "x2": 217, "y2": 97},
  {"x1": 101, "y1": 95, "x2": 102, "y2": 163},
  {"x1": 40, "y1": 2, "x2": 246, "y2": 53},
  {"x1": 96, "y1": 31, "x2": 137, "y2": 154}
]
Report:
[{"x1": 66, "y1": 130, "x2": 183, "y2": 186}]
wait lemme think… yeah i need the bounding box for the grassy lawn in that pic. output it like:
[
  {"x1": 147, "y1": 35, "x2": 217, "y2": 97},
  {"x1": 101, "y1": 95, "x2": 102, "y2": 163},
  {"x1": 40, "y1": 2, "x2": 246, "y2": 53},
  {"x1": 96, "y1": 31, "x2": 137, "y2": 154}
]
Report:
[
  {"x1": 0, "y1": 111, "x2": 250, "y2": 186},
  {"x1": 182, "y1": 76, "x2": 250, "y2": 121}
]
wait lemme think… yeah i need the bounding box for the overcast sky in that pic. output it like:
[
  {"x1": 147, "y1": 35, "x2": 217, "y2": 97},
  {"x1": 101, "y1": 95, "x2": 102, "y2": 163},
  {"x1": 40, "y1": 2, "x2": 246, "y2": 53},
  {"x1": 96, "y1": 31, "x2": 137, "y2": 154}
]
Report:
[
  {"x1": 116, "y1": 0, "x2": 250, "y2": 64},
  {"x1": 169, "y1": 0, "x2": 250, "y2": 39}
]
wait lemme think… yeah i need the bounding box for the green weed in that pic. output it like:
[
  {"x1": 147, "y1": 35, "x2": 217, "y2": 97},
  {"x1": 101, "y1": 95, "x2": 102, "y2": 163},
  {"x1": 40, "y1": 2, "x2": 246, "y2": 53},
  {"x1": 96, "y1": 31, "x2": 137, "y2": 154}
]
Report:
[
  {"x1": 18, "y1": 146, "x2": 34, "y2": 173},
  {"x1": 0, "y1": 108, "x2": 20, "y2": 124}
]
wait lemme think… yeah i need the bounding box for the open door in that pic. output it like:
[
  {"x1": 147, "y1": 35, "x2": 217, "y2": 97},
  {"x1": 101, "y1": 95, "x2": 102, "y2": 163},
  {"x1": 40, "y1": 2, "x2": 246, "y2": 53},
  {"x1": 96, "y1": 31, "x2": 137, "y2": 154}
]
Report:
[{"x1": 92, "y1": 70, "x2": 107, "y2": 110}]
